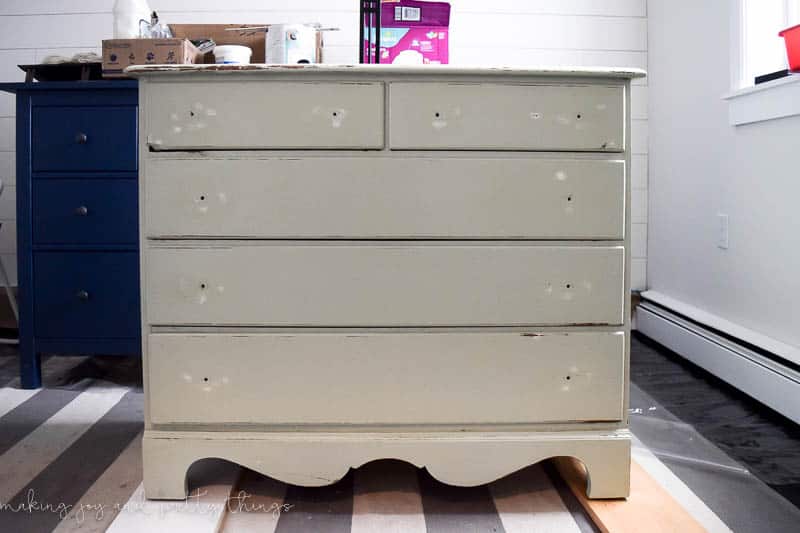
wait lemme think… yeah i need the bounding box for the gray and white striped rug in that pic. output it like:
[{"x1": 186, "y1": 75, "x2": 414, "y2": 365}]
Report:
[{"x1": 0, "y1": 351, "x2": 726, "y2": 532}]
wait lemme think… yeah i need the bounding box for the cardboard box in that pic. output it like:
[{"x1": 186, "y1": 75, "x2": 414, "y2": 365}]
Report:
[
  {"x1": 171, "y1": 24, "x2": 267, "y2": 63},
  {"x1": 171, "y1": 24, "x2": 325, "y2": 64},
  {"x1": 102, "y1": 38, "x2": 203, "y2": 78}
]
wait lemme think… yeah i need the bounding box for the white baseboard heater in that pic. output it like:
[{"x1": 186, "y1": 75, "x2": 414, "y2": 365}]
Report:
[{"x1": 636, "y1": 298, "x2": 800, "y2": 425}]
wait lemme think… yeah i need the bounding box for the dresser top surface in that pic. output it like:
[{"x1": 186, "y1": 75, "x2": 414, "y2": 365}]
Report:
[{"x1": 127, "y1": 63, "x2": 646, "y2": 80}]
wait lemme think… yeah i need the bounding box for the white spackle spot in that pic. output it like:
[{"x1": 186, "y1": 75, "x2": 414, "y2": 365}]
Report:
[
  {"x1": 217, "y1": 192, "x2": 228, "y2": 204},
  {"x1": 555, "y1": 170, "x2": 567, "y2": 181},
  {"x1": 197, "y1": 293, "x2": 207, "y2": 305},
  {"x1": 564, "y1": 205, "x2": 575, "y2": 215},
  {"x1": 182, "y1": 373, "x2": 192, "y2": 383},
  {"x1": 530, "y1": 112, "x2": 542, "y2": 120},
  {"x1": 561, "y1": 385, "x2": 570, "y2": 392},
  {"x1": 331, "y1": 109, "x2": 346, "y2": 128},
  {"x1": 544, "y1": 282, "x2": 553, "y2": 295},
  {"x1": 561, "y1": 292, "x2": 574, "y2": 301},
  {"x1": 596, "y1": 103, "x2": 608, "y2": 110},
  {"x1": 432, "y1": 119, "x2": 447, "y2": 130},
  {"x1": 170, "y1": 112, "x2": 180, "y2": 121},
  {"x1": 605, "y1": 140, "x2": 618, "y2": 149},
  {"x1": 583, "y1": 280, "x2": 593, "y2": 291},
  {"x1": 556, "y1": 115, "x2": 570, "y2": 125},
  {"x1": 206, "y1": 108, "x2": 217, "y2": 116},
  {"x1": 172, "y1": 126, "x2": 182, "y2": 134},
  {"x1": 569, "y1": 365, "x2": 579, "y2": 373},
  {"x1": 222, "y1": 377, "x2": 230, "y2": 384},
  {"x1": 202, "y1": 385, "x2": 212, "y2": 392},
  {"x1": 216, "y1": 285, "x2": 225, "y2": 293}
]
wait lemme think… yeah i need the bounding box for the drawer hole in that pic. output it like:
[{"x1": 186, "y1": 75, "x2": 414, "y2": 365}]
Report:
[
  {"x1": 434, "y1": 112, "x2": 441, "y2": 118},
  {"x1": 200, "y1": 283, "x2": 207, "y2": 289},
  {"x1": 576, "y1": 114, "x2": 582, "y2": 120},
  {"x1": 199, "y1": 195, "x2": 206, "y2": 201},
  {"x1": 567, "y1": 195, "x2": 573, "y2": 202},
  {"x1": 190, "y1": 111, "x2": 196, "y2": 117},
  {"x1": 565, "y1": 283, "x2": 572, "y2": 289},
  {"x1": 565, "y1": 375, "x2": 572, "y2": 380},
  {"x1": 203, "y1": 377, "x2": 209, "y2": 382}
]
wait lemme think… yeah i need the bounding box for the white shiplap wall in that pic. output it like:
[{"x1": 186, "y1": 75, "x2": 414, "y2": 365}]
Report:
[{"x1": 0, "y1": 0, "x2": 648, "y2": 289}]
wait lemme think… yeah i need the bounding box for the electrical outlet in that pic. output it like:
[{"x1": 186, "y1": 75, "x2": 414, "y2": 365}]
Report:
[{"x1": 717, "y1": 213, "x2": 729, "y2": 249}]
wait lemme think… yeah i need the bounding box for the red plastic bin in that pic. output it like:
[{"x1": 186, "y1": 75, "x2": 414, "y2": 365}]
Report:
[{"x1": 779, "y1": 23, "x2": 800, "y2": 71}]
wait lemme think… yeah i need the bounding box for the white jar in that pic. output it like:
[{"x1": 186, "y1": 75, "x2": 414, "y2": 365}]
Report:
[
  {"x1": 113, "y1": 0, "x2": 151, "y2": 39},
  {"x1": 214, "y1": 45, "x2": 253, "y2": 65}
]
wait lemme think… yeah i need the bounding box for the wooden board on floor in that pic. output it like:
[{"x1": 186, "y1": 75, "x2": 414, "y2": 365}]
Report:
[{"x1": 555, "y1": 457, "x2": 707, "y2": 533}]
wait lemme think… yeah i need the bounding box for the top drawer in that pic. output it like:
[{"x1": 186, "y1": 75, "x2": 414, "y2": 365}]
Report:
[
  {"x1": 389, "y1": 83, "x2": 624, "y2": 151},
  {"x1": 32, "y1": 106, "x2": 137, "y2": 173},
  {"x1": 145, "y1": 81, "x2": 384, "y2": 150}
]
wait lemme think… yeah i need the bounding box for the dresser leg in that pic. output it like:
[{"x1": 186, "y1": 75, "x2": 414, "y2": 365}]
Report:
[
  {"x1": 561, "y1": 440, "x2": 632, "y2": 499},
  {"x1": 19, "y1": 341, "x2": 41, "y2": 389},
  {"x1": 142, "y1": 465, "x2": 189, "y2": 501},
  {"x1": 142, "y1": 435, "x2": 191, "y2": 500}
]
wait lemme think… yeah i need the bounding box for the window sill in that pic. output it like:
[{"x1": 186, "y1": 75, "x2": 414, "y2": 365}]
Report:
[{"x1": 722, "y1": 74, "x2": 800, "y2": 126}]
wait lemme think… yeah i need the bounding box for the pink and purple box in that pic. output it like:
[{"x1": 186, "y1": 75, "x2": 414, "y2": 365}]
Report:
[{"x1": 363, "y1": 0, "x2": 451, "y2": 65}]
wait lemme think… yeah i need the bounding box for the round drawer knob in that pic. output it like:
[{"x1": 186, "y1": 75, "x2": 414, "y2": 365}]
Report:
[
  {"x1": 74, "y1": 206, "x2": 89, "y2": 216},
  {"x1": 75, "y1": 132, "x2": 88, "y2": 144},
  {"x1": 76, "y1": 290, "x2": 90, "y2": 301}
]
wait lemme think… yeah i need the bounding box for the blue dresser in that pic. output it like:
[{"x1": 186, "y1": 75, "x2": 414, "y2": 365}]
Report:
[{"x1": 0, "y1": 81, "x2": 140, "y2": 389}]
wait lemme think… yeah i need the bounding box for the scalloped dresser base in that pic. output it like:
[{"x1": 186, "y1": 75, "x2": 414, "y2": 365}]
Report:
[{"x1": 142, "y1": 428, "x2": 631, "y2": 500}]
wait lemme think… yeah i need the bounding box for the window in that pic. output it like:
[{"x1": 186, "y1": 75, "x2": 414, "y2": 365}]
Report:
[
  {"x1": 737, "y1": 0, "x2": 800, "y2": 88},
  {"x1": 725, "y1": 0, "x2": 800, "y2": 126}
]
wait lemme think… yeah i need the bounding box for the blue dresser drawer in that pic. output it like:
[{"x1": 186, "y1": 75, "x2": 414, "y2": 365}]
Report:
[
  {"x1": 33, "y1": 180, "x2": 138, "y2": 244},
  {"x1": 34, "y1": 252, "x2": 140, "y2": 339},
  {"x1": 32, "y1": 106, "x2": 137, "y2": 173}
]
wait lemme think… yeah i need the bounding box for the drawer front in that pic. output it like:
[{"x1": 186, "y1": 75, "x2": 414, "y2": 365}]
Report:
[
  {"x1": 32, "y1": 106, "x2": 137, "y2": 172},
  {"x1": 146, "y1": 157, "x2": 625, "y2": 239},
  {"x1": 148, "y1": 332, "x2": 625, "y2": 425},
  {"x1": 147, "y1": 244, "x2": 624, "y2": 326},
  {"x1": 146, "y1": 81, "x2": 384, "y2": 150},
  {"x1": 389, "y1": 83, "x2": 624, "y2": 151},
  {"x1": 33, "y1": 180, "x2": 138, "y2": 245},
  {"x1": 34, "y1": 252, "x2": 140, "y2": 339}
]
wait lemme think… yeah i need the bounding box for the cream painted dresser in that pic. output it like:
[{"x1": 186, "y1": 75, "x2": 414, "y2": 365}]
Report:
[{"x1": 130, "y1": 64, "x2": 645, "y2": 500}]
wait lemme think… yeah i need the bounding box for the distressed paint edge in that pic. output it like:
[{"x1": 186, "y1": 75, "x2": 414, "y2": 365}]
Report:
[{"x1": 127, "y1": 63, "x2": 647, "y2": 79}]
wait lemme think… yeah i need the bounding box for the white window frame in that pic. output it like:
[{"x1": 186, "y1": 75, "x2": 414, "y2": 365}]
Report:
[
  {"x1": 733, "y1": 0, "x2": 798, "y2": 89},
  {"x1": 725, "y1": 0, "x2": 800, "y2": 126}
]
